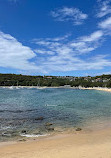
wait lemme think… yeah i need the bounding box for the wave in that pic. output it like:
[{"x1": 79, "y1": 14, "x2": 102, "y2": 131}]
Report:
[
  {"x1": 20, "y1": 133, "x2": 49, "y2": 138},
  {"x1": 45, "y1": 104, "x2": 58, "y2": 107}
]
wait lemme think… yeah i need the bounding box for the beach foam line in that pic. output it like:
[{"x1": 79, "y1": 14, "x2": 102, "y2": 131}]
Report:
[{"x1": 20, "y1": 134, "x2": 49, "y2": 138}]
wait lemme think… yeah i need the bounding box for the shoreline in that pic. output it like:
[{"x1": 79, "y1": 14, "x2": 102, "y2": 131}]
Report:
[
  {"x1": 0, "y1": 128, "x2": 111, "y2": 158},
  {"x1": 80, "y1": 87, "x2": 111, "y2": 92},
  {"x1": 1, "y1": 85, "x2": 111, "y2": 92}
]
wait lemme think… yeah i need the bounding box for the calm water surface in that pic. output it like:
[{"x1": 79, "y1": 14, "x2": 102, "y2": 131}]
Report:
[{"x1": 0, "y1": 87, "x2": 111, "y2": 141}]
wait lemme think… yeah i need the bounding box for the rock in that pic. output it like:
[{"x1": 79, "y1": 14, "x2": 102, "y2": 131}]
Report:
[
  {"x1": 45, "y1": 123, "x2": 53, "y2": 126},
  {"x1": 75, "y1": 128, "x2": 82, "y2": 131},
  {"x1": 35, "y1": 117, "x2": 44, "y2": 121},
  {"x1": 19, "y1": 139, "x2": 26, "y2": 142},
  {"x1": 46, "y1": 127, "x2": 54, "y2": 131},
  {"x1": 21, "y1": 130, "x2": 27, "y2": 133}
]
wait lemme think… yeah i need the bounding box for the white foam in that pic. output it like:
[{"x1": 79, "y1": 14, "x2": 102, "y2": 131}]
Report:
[
  {"x1": 45, "y1": 104, "x2": 57, "y2": 107},
  {"x1": 20, "y1": 134, "x2": 49, "y2": 138}
]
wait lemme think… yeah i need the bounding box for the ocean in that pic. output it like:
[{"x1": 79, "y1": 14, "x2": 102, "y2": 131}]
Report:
[{"x1": 0, "y1": 87, "x2": 111, "y2": 142}]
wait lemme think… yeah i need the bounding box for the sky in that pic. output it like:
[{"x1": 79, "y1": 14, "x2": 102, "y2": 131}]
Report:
[{"x1": 0, "y1": 0, "x2": 111, "y2": 76}]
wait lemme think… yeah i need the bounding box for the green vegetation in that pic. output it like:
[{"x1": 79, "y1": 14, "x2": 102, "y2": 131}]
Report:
[{"x1": 0, "y1": 73, "x2": 111, "y2": 88}]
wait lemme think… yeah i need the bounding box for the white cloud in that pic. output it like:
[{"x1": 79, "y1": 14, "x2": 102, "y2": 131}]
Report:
[
  {"x1": 98, "y1": 16, "x2": 111, "y2": 29},
  {"x1": 97, "y1": 0, "x2": 111, "y2": 18},
  {"x1": 0, "y1": 29, "x2": 110, "y2": 74},
  {"x1": 51, "y1": 7, "x2": 88, "y2": 25},
  {"x1": 36, "y1": 54, "x2": 111, "y2": 72},
  {"x1": 34, "y1": 49, "x2": 55, "y2": 55},
  {"x1": 0, "y1": 31, "x2": 38, "y2": 71},
  {"x1": 32, "y1": 31, "x2": 111, "y2": 73},
  {"x1": 34, "y1": 31, "x2": 104, "y2": 56},
  {"x1": 69, "y1": 30, "x2": 104, "y2": 54},
  {"x1": 79, "y1": 30, "x2": 103, "y2": 42}
]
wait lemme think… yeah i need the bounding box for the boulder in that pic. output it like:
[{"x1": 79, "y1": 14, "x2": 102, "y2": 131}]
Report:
[
  {"x1": 75, "y1": 128, "x2": 82, "y2": 131},
  {"x1": 21, "y1": 130, "x2": 27, "y2": 133},
  {"x1": 45, "y1": 123, "x2": 53, "y2": 126},
  {"x1": 46, "y1": 127, "x2": 54, "y2": 131},
  {"x1": 19, "y1": 139, "x2": 26, "y2": 142}
]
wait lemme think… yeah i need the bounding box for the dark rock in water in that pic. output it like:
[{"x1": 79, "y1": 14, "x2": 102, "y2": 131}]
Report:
[
  {"x1": 35, "y1": 117, "x2": 44, "y2": 121},
  {"x1": 19, "y1": 139, "x2": 26, "y2": 142},
  {"x1": 21, "y1": 130, "x2": 27, "y2": 134},
  {"x1": 45, "y1": 123, "x2": 53, "y2": 126},
  {"x1": 46, "y1": 127, "x2": 54, "y2": 131},
  {"x1": 75, "y1": 128, "x2": 82, "y2": 131}
]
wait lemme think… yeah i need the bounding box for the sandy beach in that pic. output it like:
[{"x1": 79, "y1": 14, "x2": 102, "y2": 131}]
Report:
[
  {"x1": 0, "y1": 128, "x2": 111, "y2": 158},
  {"x1": 80, "y1": 87, "x2": 111, "y2": 92}
]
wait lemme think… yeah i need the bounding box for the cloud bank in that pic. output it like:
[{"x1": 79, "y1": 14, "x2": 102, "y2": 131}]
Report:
[
  {"x1": 0, "y1": 31, "x2": 37, "y2": 71},
  {"x1": 33, "y1": 31, "x2": 111, "y2": 73}
]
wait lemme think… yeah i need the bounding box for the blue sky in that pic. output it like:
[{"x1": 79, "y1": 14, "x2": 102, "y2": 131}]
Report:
[{"x1": 0, "y1": 0, "x2": 111, "y2": 76}]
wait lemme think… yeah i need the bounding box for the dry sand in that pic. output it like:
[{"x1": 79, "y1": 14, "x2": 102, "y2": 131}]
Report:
[
  {"x1": 0, "y1": 128, "x2": 111, "y2": 158},
  {"x1": 80, "y1": 87, "x2": 111, "y2": 92}
]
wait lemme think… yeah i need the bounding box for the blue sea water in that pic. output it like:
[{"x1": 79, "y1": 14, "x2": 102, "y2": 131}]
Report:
[{"x1": 0, "y1": 87, "x2": 111, "y2": 141}]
